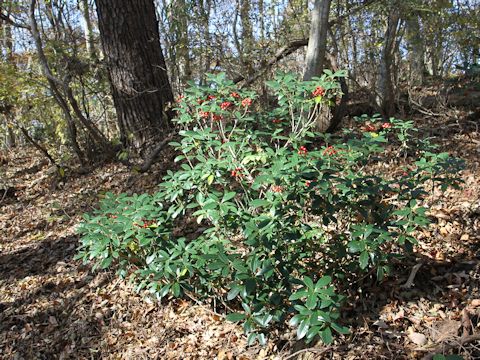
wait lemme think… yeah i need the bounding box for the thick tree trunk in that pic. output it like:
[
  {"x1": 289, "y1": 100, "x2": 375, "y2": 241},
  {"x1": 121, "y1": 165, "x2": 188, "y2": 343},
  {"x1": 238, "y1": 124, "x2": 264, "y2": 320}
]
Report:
[
  {"x1": 95, "y1": 0, "x2": 174, "y2": 154},
  {"x1": 303, "y1": 0, "x2": 331, "y2": 81}
]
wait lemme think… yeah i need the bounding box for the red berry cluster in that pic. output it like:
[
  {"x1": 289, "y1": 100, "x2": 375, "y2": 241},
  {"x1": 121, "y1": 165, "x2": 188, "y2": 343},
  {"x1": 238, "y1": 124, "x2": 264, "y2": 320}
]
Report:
[
  {"x1": 381, "y1": 122, "x2": 392, "y2": 129},
  {"x1": 199, "y1": 110, "x2": 210, "y2": 119},
  {"x1": 298, "y1": 146, "x2": 308, "y2": 155},
  {"x1": 323, "y1": 145, "x2": 337, "y2": 156},
  {"x1": 271, "y1": 185, "x2": 283, "y2": 193},
  {"x1": 312, "y1": 86, "x2": 325, "y2": 97},
  {"x1": 220, "y1": 101, "x2": 233, "y2": 110},
  {"x1": 241, "y1": 98, "x2": 252, "y2": 107},
  {"x1": 133, "y1": 219, "x2": 156, "y2": 229},
  {"x1": 231, "y1": 167, "x2": 243, "y2": 178},
  {"x1": 272, "y1": 119, "x2": 282, "y2": 124}
]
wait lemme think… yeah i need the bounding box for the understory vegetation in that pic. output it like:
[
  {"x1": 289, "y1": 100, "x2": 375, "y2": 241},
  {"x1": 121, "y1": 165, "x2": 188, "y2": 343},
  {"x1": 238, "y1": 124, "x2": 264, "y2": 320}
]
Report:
[{"x1": 77, "y1": 73, "x2": 464, "y2": 345}]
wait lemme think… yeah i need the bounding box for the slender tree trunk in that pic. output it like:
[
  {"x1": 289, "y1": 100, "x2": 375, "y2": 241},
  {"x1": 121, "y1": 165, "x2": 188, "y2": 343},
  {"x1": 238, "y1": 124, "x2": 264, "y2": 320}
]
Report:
[
  {"x1": 240, "y1": 0, "x2": 254, "y2": 77},
  {"x1": 303, "y1": 0, "x2": 331, "y2": 80},
  {"x1": 258, "y1": 0, "x2": 265, "y2": 41},
  {"x1": 376, "y1": 6, "x2": 400, "y2": 118},
  {"x1": 3, "y1": 21, "x2": 16, "y2": 148},
  {"x1": 406, "y1": 13, "x2": 424, "y2": 86},
  {"x1": 19, "y1": 126, "x2": 59, "y2": 169},
  {"x1": 79, "y1": 0, "x2": 97, "y2": 60},
  {"x1": 197, "y1": 0, "x2": 212, "y2": 85},
  {"x1": 95, "y1": 0, "x2": 174, "y2": 154},
  {"x1": 176, "y1": 0, "x2": 191, "y2": 84},
  {"x1": 29, "y1": 0, "x2": 91, "y2": 165}
]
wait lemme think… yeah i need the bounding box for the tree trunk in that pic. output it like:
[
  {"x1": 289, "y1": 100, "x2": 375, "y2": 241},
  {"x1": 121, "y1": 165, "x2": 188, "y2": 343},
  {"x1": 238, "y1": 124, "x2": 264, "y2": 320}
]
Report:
[
  {"x1": 406, "y1": 13, "x2": 424, "y2": 86},
  {"x1": 303, "y1": 0, "x2": 331, "y2": 81},
  {"x1": 376, "y1": 6, "x2": 400, "y2": 118},
  {"x1": 240, "y1": 0, "x2": 254, "y2": 77},
  {"x1": 95, "y1": 0, "x2": 174, "y2": 154},
  {"x1": 3, "y1": 21, "x2": 16, "y2": 148},
  {"x1": 79, "y1": 0, "x2": 97, "y2": 60},
  {"x1": 176, "y1": 0, "x2": 191, "y2": 85}
]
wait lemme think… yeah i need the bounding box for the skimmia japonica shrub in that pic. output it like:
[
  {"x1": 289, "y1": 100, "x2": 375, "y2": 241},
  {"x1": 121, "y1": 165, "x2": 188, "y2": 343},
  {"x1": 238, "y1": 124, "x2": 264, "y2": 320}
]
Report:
[{"x1": 77, "y1": 72, "x2": 463, "y2": 345}]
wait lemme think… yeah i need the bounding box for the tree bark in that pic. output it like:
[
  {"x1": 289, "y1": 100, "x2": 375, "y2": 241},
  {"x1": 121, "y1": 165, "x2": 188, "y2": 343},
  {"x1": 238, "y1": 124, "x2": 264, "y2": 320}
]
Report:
[
  {"x1": 79, "y1": 0, "x2": 97, "y2": 60},
  {"x1": 3, "y1": 19, "x2": 16, "y2": 148},
  {"x1": 376, "y1": 5, "x2": 400, "y2": 118},
  {"x1": 95, "y1": 0, "x2": 174, "y2": 154},
  {"x1": 240, "y1": 0, "x2": 254, "y2": 77},
  {"x1": 406, "y1": 13, "x2": 424, "y2": 86},
  {"x1": 303, "y1": 0, "x2": 331, "y2": 80}
]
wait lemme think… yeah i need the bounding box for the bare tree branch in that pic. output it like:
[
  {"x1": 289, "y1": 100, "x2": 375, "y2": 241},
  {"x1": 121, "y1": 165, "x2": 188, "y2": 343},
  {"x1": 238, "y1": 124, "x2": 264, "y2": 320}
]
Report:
[
  {"x1": 232, "y1": 0, "x2": 379, "y2": 85},
  {"x1": 0, "y1": 8, "x2": 30, "y2": 30}
]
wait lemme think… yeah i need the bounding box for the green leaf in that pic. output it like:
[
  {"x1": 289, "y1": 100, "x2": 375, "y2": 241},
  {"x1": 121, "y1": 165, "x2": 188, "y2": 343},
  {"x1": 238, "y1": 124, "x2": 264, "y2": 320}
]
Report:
[
  {"x1": 289, "y1": 314, "x2": 303, "y2": 327},
  {"x1": 172, "y1": 282, "x2": 181, "y2": 297},
  {"x1": 297, "y1": 319, "x2": 309, "y2": 340},
  {"x1": 227, "y1": 286, "x2": 241, "y2": 301},
  {"x1": 315, "y1": 276, "x2": 331, "y2": 289},
  {"x1": 306, "y1": 293, "x2": 317, "y2": 310},
  {"x1": 159, "y1": 284, "x2": 170, "y2": 297},
  {"x1": 100, "y1": 256, "x2": 113, "y2": 269},
  {"x1": 207, "y1": 174, "x2": 214, "y2": 185},
  {"x1": 222, "y1": 191, "x2": 236, "y2": 202},
  {"x1": 250, "y1": 199, "x2": 270, "y2": 208},
  {"x1": 289, "y1": 290, "x2": 308, "y2": 301},
  {"x1": 257, "y1": 333, "x2": 266, "y2": 345},
  {"x1": 331, "y1": 322, "x2": 350, "y2": 335},
  {"x1": 359, "y1": 251, "x2": 369, "y2": 270},
  {"x1": 226, "y1": 312, "x2": 246, "y2": 322},
  {"x1": 247, "y1": 332, "x2": 257, "y2": 346},
  {"x1": 306, "y1": 325, "x2": 321, "y2": 341},
  {"x1": 320, "y1": 327, "x2": 333, "y2": 344},
  {"x1": 303, "y1": 276, "x2": 314, "y2": 289}
]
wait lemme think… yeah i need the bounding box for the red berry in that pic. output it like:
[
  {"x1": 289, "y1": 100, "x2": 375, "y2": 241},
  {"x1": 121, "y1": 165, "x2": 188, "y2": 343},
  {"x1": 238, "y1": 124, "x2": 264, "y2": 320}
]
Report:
[
  {"x1": 199, "y1": 111, "x2": 210, "y2": 119},
  {"x1": 323, "y1": 146, "x2": 337, "y2": 156},
  {"x1": 241, "y1": 98, "x2": 252, "y2": 107},
  {"x1": 312, "y1": 86, "x2": 325, "y2": 97},
  {"x1": 220, "y1": 101, "x2": 233, "y2": 110},
  {"x1": 298, "y1": 146, "x2": 308, "y2": 155}
]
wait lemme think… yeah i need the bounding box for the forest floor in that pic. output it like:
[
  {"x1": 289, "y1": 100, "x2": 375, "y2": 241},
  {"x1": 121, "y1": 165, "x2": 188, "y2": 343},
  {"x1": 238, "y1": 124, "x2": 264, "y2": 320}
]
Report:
[{"x1": 1, "y1": 98, "x2": 480, "y2": 358}]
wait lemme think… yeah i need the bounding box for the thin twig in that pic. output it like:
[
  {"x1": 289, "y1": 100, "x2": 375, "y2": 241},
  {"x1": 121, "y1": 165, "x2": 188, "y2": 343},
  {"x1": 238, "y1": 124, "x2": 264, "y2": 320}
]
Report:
[
  {"x1": 400, "y1": 263, "x2": 422, "y2": 289},
  {"x1": 420, "y1": 334, "x2": 480, "y2": 360}
]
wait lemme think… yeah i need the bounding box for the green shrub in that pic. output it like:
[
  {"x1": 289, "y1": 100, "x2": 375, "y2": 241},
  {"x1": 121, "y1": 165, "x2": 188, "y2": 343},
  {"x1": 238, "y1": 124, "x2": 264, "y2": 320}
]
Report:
[{"x1": 76, "y1": 72, "x2": 463, "y2": 345}]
